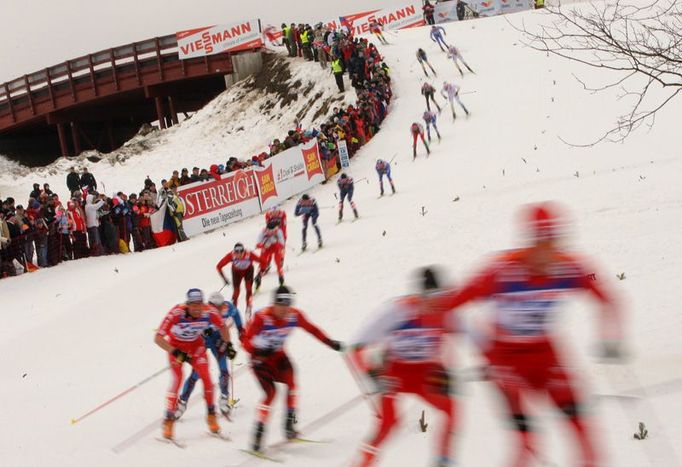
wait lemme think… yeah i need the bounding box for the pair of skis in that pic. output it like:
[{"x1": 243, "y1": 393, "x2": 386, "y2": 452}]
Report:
[{"x1": 239, "y1": 436, "x2": 331, "y2": 464}]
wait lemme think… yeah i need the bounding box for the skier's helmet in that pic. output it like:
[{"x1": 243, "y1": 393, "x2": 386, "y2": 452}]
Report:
[
  {"x1": 521, "y1": 201, "x2": 565, "y2": 243},
  {"x1": 273, "y1": 285, "x2": 295, "y2": 306},
  {"x1": 267, "y1": 220, "x2": 279, "y2": 230},
  {"x1": 186, "y1": 288, "x2": 204, "y2": 304},
  {"x1": 301, "y1": 194, "x2": 310, "y2": 201},
  {"x1": 419, "y1": 266, "x2": 441, "y2": 292},
  {"x1": 233, "y1": 242, "x2": 245, "y2": 253},
  {"x1": 208, "y1": 292, "x2": 225, "y2": 307},
  {"x1": 340, "y1": 173, "x2": 348, "y2": 179}
]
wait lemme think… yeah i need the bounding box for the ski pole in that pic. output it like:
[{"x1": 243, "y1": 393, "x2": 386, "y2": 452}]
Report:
[
  {"x1": 342, "y1": 351, "x2": 379, "y2": 414},
  {"x1": 71, "y1": 365, "x2": 169, "y2": 425}
]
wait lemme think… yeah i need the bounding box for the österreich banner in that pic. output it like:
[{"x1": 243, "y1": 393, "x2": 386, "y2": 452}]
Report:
[
  {"x1": 254, "y1": 138, "x2": 326, "y2": 211},
  {"x1": 176, "y1": 20, "x2": 263, "y2": 59},
  {"x1": 339, "y1": 2, "x2": 425, "y2": 36},
  {"x1": 177, "y1": 170, "x2": 261, "y2": 237}
]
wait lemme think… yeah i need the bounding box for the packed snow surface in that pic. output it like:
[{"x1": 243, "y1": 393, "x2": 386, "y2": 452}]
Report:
[{"x1": 1, "y1": 6, "x2": 681, "y2": 467}]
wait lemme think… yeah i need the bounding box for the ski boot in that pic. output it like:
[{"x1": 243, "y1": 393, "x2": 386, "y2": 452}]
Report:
[
  {"x1": 437, "y1": 132, "x2": 442, "y2": 142},
  {"x1": 301, "y1": 241, "x2": 307, "y2": 252},
  {"x1": 434, "y1": 456, "x2": 454, "y2": 467},
  {"x1": 391, "y1": 183, "x2": 396, "y2": 194},
  {"x1": 252, "y1": 422, "x2": 265, "y2": 452},
  {"x1": 353, "y1": 208, "x2": 359, "y2": 219},
  {"x1": 285, "y1": 409, "x2": 299, "y2": 440},
  {"x1": 426, "y1": 144, "x2": 431, "y2": 156},
  {"x1": 174, "y1": 399, "x2": 187, "y2": 420},
  {"x1": 254, "y1": 273, "x2": 262, "y2": 290},
  {"x1": 207, "y1": 409, "x2": 220, "y2": 434},
  {"x1": 219, "y1": 395, "x2": 232, "y2": 419},
  {"x1": 463, "y1": 106, "x2": 470, "y2": 116},
  {"x1": 318, "y1": 238, "x2": 323, "y2": 248},
  {"x1": 278, "y1": 275, "x2": 285, "y2": 286},
  {"x1": 162, "y1": 417, "x2": 174, "y2": 439},
  {"x1": 338, "y1": 210, "x2": 343, "y2": 222},
  {"x1": 413, "y1": 147, "x2": 417, "y2": 160}
]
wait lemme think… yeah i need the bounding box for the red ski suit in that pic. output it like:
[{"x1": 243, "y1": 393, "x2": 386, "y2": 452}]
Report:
[
  {"x1": 243, "y1": 306, "x2": 335, "y2": 424},
  {"x1": 256, "y1": 226, "x2": 285, "y2": 276},
  {"x1": 156, "y1": 304, "x2": 224, "y2": 414},
  {"x1": 441, "y1": 248, "x2": 621, "y2": 467},
  {"x1": 265, "y1": 209, "x2": 287, "y2": 240},
  {"x1": 216, "y1": 249, "x2": 261, "y2": 308},
  {"x1": 351, "y1": 293, "x2": 459, "y2": 467}
]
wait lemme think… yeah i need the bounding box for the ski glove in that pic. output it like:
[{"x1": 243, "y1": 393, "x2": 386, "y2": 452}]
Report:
[
  {"x1": 171, "y1": 348, "x2": 191, "y2": 363},
  {"x1": 327, "y1": 340, "x2": 344, "y2": 352},
  {"x1": 203, "y1": 327, "x2": 214, "y2": 337},
  {"x1": 219, "y1": 341, "x2": 237, "y2": 360}
]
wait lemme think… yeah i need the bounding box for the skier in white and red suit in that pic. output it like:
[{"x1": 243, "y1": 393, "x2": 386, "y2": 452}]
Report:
[
  {"x1": 441, "y1": 201, "x2": 625, "y2": 467},
  {"x1": 242, "y1": 285, "x2": 343, "y2": 453},
  {"x1": 255, "y1": 220, "x2": 286, "y2": 287},
  {"x1": 349, "y1": 267, "x2": 459, "y2": 467},
  {"x1": 264, "y1": 206, "x2": 287, "y2": 240},
  {"x1": 216, "y1": 242, "x2": 261, "y2": 312}
]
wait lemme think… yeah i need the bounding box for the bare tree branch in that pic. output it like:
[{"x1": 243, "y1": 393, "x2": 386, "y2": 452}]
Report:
[{"x1": 510, "y1": 0, "x2": 681, "y2": 144}]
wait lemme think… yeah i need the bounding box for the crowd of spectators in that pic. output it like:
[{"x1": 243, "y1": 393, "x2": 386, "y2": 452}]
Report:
[{"x1": 0, "y1": 26, "x2": 392, "y2": 279}]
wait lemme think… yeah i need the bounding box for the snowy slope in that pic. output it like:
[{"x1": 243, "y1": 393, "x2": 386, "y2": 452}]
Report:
[
  {"x1": 0, "y1": 52, "x2": 353, "y2": 202},
  {"x1": 2, "y1": 5, "x2": 682, "y2": 467}
]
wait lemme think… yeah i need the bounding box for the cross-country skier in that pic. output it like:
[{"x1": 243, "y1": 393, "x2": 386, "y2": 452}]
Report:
[
  {"x1": 423, "y1": 110, "x2": 441, "y2": 143},
  {"x1": 265, "y1": 206, "x2": 287, "y2": 240},
  {"x1": 430, "y1": 25, "x2": 449, "y2": 51},
  {"x1": 416, "y1": 48, "x2": 437, "y2": 77},
  {"x1": 349, "y1": 267, "x2": 459, "y2": 467},
  {"x1": 441, "y1": 81, "x2": 469, "y2": 120},
  {"x1": 243, "y1": 286, "x2": 343, "y2": 454},
  {"x1": 256, "y1": 221, "x2": 286, "y2": 287},
  {"x1": 411, "y1": 122, "x2": 431, "y2": 159},
  {"x1": 337, "y1": 173, "x2": 359, "y2": 222},
  {"x1": 375, "y1": 159, "x2": 396, "y2": 196},
  {"x1": 294, "y1": 194, "x2": 322, "y2": 251},
  {"x1": 421, "y1": 82, "x2": 442, "y2": 113},
  {"x1": 175, "y1": 292, "x2": 241, "y2": 420},
  {"x1": 154, "y1": 288, "x2": 234, "y2": 439},
  {"x1": 440, "y1": 202, "x2": 625, "y2": 467},
  {"x1": 369, "y1": 20, "x2": 389, "y2": 45},
  {"x1": 216, "y1": 243, "x2": 261, "y2": 315},
  {"x1": 446, "y1": 44, "x2": 474, "y2": 77}
]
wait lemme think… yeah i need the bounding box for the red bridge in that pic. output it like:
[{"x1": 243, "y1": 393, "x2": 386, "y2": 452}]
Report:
[{"x1": 0, "y1": 33, "x2": 263, "y2": 166}]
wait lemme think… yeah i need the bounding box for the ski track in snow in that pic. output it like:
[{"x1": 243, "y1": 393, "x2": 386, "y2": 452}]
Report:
[{"x1": 2, "y1": 5, "x2": 682, "y2": 467}]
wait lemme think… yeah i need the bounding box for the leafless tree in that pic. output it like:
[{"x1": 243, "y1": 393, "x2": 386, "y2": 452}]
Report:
[{"x1": 515, "y1": 0, "x2": 682, "y2": 145}]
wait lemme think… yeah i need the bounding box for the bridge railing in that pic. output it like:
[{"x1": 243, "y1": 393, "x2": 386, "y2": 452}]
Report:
[{"x1": 0, "y1": 33, "x2": 180, "y2": 111}]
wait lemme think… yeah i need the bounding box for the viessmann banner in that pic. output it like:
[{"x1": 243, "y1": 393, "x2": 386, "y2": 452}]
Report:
[
  {"x1": 254, "y1": 138, "x2": 326, "y2": 211},
  {"x1": 177, "y1": 170, "x2": 261, "y2": 237},
  {"x1": 339, "y1": 2, "x2": 425, "y2": 35},
  {"x1": 176, "y1": 19, "x2": 263, "y2": 59}
]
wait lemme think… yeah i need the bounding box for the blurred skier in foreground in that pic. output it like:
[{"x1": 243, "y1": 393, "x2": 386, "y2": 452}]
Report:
[
  {"x1": 442, "y1": 201, "x2": 625, "y2": 467},
  {"x1": 349, "y1": 267, "x2": 459, "y2": 467}
]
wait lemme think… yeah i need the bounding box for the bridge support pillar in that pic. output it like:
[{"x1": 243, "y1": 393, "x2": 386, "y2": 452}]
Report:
[
  {"x1": 56, "y1": 123, "x2": 70, "y2": 157},
  {"x1": 168, "y1": 96, "x2": 179, "y2": 126},
  {"x1": 155, "y1": 96, "x2": 167, "y2": 129},
  {"x1": 71, "y1": 122, "x2": 81, "y2": 155}
]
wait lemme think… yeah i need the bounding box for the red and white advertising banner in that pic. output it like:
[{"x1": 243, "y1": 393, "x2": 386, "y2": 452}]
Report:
[
  {"x1": 177, "y1": 170, "x2": 261, "y2": 237},
  {"x1": 253, "y1": 138, "x2": 326, "y2": 211},
  {"x1": 434, "y1": 2, "x2": 460, "y2": 23},
  {"x1": 176, "y1": 19, "x2": 263, "y2": 59},
  {"x1": 339, "y1": 2, "x2": 425, "y2": 36}
]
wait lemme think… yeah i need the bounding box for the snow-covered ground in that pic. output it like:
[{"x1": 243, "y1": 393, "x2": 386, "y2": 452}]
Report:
[{"x1": 2, "y1": 5, "x2": 681, "y2": 467}]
